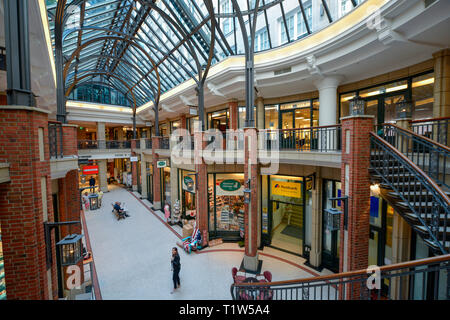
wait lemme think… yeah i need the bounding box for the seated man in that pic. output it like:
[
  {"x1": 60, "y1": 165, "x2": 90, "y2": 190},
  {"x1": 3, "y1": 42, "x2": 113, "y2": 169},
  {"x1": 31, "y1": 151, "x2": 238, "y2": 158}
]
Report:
[{"x1": 113, "y1": 201, "x2": 130, "y2": 218}]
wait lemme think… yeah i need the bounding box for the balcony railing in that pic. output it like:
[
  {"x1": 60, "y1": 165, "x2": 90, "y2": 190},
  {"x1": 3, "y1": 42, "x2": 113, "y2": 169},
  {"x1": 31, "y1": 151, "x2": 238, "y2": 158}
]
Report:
[
  {"x1": 231, "y1": 254, "x2": 450, "y2": 300},
  {"x1": 412, "y1": 117, "x2": 449, "y2": 146},
  {"x1": 378, "y1": 124, "x2": 450, "y2": 189},
  {"x1": 145, "y1": 138, "x2": 152, "y2": 149},
  {"x1": 48, "y1": 122, "x2": 63, "y2": 159},
  {"x1": 77, "y1": 140, "x2": 131, "y2": 150},
  {"x1": 262, "y1": 125, "x2": 342, "y2": 152}
]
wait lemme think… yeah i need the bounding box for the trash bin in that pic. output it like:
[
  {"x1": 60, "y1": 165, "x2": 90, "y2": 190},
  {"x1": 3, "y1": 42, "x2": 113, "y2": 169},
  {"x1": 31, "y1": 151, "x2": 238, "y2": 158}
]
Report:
[{"x1": 88, "y1": 194, "x2": 99, "y2": 211}]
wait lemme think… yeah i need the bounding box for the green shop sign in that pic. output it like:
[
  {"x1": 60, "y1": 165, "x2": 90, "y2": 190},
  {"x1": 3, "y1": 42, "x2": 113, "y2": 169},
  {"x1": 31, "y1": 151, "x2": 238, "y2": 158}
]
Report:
[
  {"x1": 219, "y1": 179, "x2": 241, "y2": 192},
  {"x1": 157, "y1": 160, "x2": 167, "y2": 168},
  {"x1": 183, "y1": 176, "x2": 195, "y2": 192}
]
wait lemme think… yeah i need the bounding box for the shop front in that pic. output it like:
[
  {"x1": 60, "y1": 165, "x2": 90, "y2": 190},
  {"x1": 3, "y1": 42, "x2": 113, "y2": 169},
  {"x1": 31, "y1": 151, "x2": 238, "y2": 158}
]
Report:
[
  {"x1": 0, "y1": 226, "x2": 5, "y2": 300},
  {"x1": 321, "y1": 179, "x2": 342, "y2": 273},
  {"x1": 160, "y1": 160, "x2": 171, "y2": 207},
  {"x1": 178, "y1": 169, "x2": 196, "y2": 221},
  {"x1": 146, "y1": 162, "x2": 153, "y2": 203},
  {"x1": 208, "y1": 173, "x2": 245, "y2": 241},
  {"x1": 261, "y1": 175, "x2": 311, "y2": 257}
]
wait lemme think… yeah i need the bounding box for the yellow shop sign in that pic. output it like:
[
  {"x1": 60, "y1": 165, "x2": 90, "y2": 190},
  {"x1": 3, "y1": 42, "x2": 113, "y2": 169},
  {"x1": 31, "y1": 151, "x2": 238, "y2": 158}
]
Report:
[{"x1": 271, "y1": 181, "x2": 301, "y2": 198}]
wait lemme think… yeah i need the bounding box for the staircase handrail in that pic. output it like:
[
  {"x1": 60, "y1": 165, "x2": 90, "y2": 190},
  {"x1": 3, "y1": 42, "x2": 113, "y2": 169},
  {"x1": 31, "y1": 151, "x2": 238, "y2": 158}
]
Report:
[{"x1": 371, "y1": 132, "x2": 449, "y2": 254}]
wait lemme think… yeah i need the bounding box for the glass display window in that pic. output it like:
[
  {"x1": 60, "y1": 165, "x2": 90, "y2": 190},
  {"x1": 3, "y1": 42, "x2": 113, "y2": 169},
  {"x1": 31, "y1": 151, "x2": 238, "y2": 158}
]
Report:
[{"x1": 208, "y1": 173, "x2": 245, "y2": 237}]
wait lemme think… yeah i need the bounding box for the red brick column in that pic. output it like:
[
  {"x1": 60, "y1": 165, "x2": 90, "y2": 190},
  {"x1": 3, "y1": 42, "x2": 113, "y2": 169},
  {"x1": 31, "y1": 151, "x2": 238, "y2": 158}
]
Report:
[
  {"x1": 339, "y1": 115, "x2": 374, "y2": 299},
  {"x1": 61, "y1": 124, "x2": 78, "y2": 156},
  {"x1": 152, "y1": 137, "x2": 162, "y2": 209},
  {"x1": 180, "y1": 114, "x2": 187, "y2": 130},
  {"x1": 131, "y1": 140, "x2": 138, "y2": 191},
  {"x1": 0, "y1": 107, "x2": 57, "y2": 300},
  {"x1": 194, "y1": 130, "x2": 208, "y2": 246},
  {"x1": 243, "y1": 128, "x2": 259, "y2": 271},
  {"x1": 58, "y1": 170, "x2": 84, "y2": 291},
  {"x1": 229, "y1": 101, "x2": 238, "y2": 130}
]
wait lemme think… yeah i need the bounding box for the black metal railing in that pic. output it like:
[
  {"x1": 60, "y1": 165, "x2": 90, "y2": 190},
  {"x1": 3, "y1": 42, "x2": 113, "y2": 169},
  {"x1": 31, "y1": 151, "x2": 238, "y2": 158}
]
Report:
[
  {"x1": 231, "y1": 254, "x2": 450, "y2": 300},
  {"x1": 160, "y1": 137, "x2": 170, "y2": 149},
  {"x1": 48, "y1": 122, "x2": 63, "y2": 159},
  {"x1": 378, "y1": 124, "x2": 450, "y2": 189},
  {"x1": 0, "y1": 47, "x2": 6, "y2": 71},
  {"x1": 371, "y1": 133, "x2": 450, "y2": 254},
  {"x1": 262, "y1": 125, "x2": 341, "y2": 152},
  {"x1": 77, "y1": 140, "x2": 131, "y2": 150},
  {"x1": 412, "y1": 117, "x2": 449, "y2": 147},
  {"x1": 145, "y1": 138, "x2": 152, "y2": 149}
]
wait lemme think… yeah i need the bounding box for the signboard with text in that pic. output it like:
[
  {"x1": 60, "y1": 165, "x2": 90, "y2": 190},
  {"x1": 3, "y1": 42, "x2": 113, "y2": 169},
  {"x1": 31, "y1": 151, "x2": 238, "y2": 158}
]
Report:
[{"x1": 82, "y1": 165, "x2": 99, "y2": 175}]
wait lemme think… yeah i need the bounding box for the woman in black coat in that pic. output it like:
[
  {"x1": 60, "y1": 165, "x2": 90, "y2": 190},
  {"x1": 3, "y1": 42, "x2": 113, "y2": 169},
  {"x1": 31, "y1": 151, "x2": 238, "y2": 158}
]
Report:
[{"x1": 171, "y1": 247, "x2": 181, "y2": 294}]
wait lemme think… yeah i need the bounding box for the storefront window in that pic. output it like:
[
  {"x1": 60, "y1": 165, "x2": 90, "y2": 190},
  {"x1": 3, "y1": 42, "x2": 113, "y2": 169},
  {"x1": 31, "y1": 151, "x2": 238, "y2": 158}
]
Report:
[
  {"x1": 162, "y1": 167, "x2": 171, "y2": 206},
  {"x1": 187, "y1": 116, "x2": 199, "y2": 135},
  {"x1": 238, "y1": 106, "x2": 257, "y2": 128},
  {"x1": 0, "y1": 227, "x2": 6, "y2": 300},
  {"x1": 412, "y1": 72, "x2": 434, "y2": 121},
  {"x1": 179, "y1": 170, "x2": 196, "y2": 220},
  {"x1": 339, "y1": 72, "x2": 435, "y2": 123},
  {"x1": 265, "y1": 100, "x2": 319, "y2": 130},
  {"x1": 208, "y1": 109, "x2": 229, "y2": 132},
  {"x1": 208, "y1": 173, "x2": 245, "y2": 237},
  {"x1": 171, "y1": 120, "x2": 181, "y2": 133},
  {"x1": 160, "y1": 123, "x2": 168, "y2": 137},
  {"x1": 264, "y1": 105, "x2": 279, "y2": 129}
]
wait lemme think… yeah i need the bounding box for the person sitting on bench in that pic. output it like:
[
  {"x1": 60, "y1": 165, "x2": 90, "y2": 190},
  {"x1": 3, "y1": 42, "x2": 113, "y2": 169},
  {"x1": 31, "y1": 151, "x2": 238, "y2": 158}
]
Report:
[{"x1": 113, "y1": 202, "x2": 129, "y2": 219}]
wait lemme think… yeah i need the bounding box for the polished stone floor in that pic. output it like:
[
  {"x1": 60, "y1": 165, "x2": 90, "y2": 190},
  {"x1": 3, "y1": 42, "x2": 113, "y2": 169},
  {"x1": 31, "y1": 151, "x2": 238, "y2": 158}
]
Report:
[{"x1": 83, "y1": 184, "x2": 332, "y2": 300}]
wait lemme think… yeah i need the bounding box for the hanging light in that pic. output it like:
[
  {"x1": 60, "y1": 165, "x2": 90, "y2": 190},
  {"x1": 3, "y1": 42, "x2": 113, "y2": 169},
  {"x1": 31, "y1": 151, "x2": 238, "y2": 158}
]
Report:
[
  {"x1": 349, "y1": 95, "x2": 365, "y2": 116},
  {"x1": 56, "y1": 234, "x2": 83, "y2": 266},
  {"x1": 324, "y1": 208, "x2": 342, "y2": 232},
  {"x1": 395, "y1": 99, "x2": 412, "y2": 119}
]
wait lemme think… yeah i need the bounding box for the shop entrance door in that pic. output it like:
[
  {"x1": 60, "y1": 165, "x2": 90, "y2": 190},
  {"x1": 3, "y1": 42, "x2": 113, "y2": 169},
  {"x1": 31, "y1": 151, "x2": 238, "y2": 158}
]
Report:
[
  {"x1": 321, "y1": 180, "x2": 341, "y2": 273},
  {"x1": 364, "y1": 94, "x2": 407, "y2": 127},
  {"x1": 269, "y1": 201, "x2": 304, "y2": 255},
  {"x1": 146, "y1": 174, "x2": 153, "y2": 203}
]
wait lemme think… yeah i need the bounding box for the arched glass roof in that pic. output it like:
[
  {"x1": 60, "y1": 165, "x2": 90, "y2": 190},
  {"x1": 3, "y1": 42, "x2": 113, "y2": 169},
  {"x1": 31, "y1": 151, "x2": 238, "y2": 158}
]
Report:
[{"x1": 45, "y1": 0, "x2": 364, "y2": 108}]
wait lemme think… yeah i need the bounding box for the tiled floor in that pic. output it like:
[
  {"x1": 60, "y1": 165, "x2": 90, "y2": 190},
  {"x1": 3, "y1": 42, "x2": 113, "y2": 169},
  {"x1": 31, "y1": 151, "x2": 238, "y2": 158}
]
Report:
[{"x1": 83, "y1": 184, "x2": 332, "y2": 300}]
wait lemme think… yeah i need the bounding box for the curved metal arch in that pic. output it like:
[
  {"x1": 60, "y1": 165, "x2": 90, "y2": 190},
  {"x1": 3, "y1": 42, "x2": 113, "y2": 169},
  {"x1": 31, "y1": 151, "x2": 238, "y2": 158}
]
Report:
[
  {"x1": 65, "y1": 71, "x2": 137, "y2": 110},
  {"x1": 66, "y1": 68, "x2": 148, "y2": 101},
  {"x1": 70, "y1": 80, "x2": 135, "y2": 107},
  {"x1": 62, "y1": 35, "x2": 161, "y2": 102},
  {"x1": 66, "y1": 56, "x2": 157, "y2": 96}
]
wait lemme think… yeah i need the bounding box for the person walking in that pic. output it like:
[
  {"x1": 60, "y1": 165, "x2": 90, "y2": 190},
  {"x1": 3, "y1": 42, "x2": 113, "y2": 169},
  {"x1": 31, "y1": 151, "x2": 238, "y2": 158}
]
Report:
[
  {"x1": 170, "y1": 247, "x2": 181, "y2": 294},
  {"x1": 89, "y1": 176, "x2": 96, "y2": 193}
]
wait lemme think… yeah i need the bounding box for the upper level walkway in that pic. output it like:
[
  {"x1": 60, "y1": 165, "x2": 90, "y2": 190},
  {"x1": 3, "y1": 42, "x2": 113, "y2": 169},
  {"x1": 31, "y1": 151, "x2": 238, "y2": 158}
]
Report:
[{"x1": 83, "y1": 185, "x2": 332, "y2": 300}]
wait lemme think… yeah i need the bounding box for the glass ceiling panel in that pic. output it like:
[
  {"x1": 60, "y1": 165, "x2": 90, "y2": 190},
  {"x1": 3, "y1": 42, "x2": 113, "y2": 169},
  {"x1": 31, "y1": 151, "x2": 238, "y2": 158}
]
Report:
[{"x1": 46, "y1": 0, "x2": 365, "y2": 108}]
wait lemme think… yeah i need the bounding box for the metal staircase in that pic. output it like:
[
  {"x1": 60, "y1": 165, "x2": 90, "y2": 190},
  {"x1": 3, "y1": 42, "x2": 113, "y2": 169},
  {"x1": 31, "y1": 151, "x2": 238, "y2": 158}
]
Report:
[{"x1": 369, "y1": 124, "x2": 450, "y2": 254}]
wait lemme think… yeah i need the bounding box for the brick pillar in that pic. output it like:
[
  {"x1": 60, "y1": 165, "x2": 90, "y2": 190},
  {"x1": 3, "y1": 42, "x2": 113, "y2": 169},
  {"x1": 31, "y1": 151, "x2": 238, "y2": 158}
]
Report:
[
  {"x1": 0, "y1": 107, "x2": 57, "y2": 300},
  {"x1": 58, "y1": 170, "x2": 84, "y2": 293},
  {"x1": 131, "y1": 140, "x2": 138, "y2": 191},
  {"x1": 243, "y1": 128, "x2": 260, "y2": 272},
  {"x1": 152, "y1": 137, "x2": 162, "y2": 210},
  {"x1": 180, "y1": 114, "x2": 187, "y2": 130},
  {"x1": 194, "y1": 127, "x2": 208, "y2": 246},
  {"x1": 61, "y1": 124, "x2": 78, "y2": 156},
  {"x1": 229, "y1": 100, "x2": 239, "y2": 130},
  {"x1": 339, "y1": 115, "x2": 374, "y2": 299}
]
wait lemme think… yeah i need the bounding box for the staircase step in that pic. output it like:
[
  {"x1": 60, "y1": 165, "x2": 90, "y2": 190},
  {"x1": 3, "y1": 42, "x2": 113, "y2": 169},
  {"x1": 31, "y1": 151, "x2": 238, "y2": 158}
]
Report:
[
  {"x1": 388, "y1": 191, "x2": 450, "y2": 199},
  {"x1": 403, "y1": 212, "x2": 448, "y2": 223},
  {"x1": 398, "y1": 201, "x2": 447, "y2": 210},
  {"x1": 423, "y1": 239, "x2": 450, "y2": 252},
  {"x1": 413, "y1": 225, "x2": 450, "y2": 236}
]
